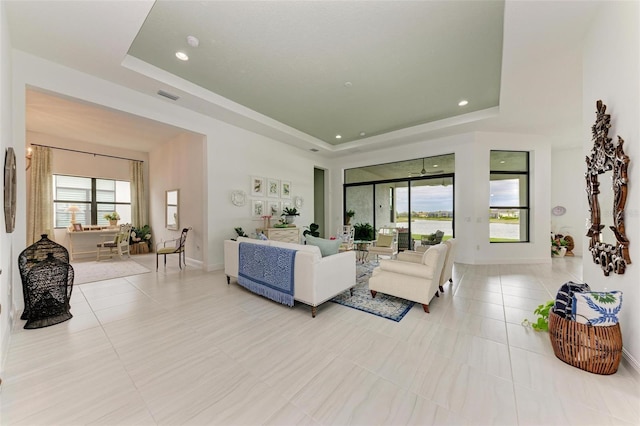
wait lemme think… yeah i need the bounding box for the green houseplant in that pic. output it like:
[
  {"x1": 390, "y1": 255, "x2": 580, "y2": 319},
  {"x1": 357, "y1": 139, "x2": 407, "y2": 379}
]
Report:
[
  {"x1": 281, "y1": 207, "x2": 300, "y2": 224},
  {"x1": 303, "y1": 223, "x2": 320, "y2": 238},
  {"x1": 353, "y1": 222, "x2": 374, "y2": 241},
  {"x1": 522, "y1": 300, "x2": 555, "y2": 331},
  {"x1": 551, "y1": 234, "x2": 569, "y2": 257},
  {"x1": 103, "y1": 212, "x2": 120, "y2": 225},
  {"x1": 345, "y1": 209, "x2": 355, "y2": 225}
]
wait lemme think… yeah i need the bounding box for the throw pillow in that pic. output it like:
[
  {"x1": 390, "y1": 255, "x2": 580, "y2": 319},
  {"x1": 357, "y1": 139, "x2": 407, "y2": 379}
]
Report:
[
  {"x1": 572, "y1": 291, "x2": 623, "y2": 326},
  {"x1": 305, "y1": 235, "x2": 342, "y2": 257},
  {"x1": 376, "y1": 234, "x2": 394, "y2": 248}
]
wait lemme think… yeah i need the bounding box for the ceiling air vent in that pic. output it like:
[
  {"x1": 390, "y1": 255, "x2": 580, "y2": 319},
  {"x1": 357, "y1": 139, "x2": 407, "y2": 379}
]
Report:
[{"x1": 157, "y1": 90, "x2": 179, "y2": 101}]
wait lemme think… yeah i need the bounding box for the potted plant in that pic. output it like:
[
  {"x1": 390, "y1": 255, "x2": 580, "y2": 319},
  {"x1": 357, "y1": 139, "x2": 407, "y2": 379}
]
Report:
[
  {"x1": 303, "y1": 223, "x2": 320, "y2": 239},
  {"x1": 281, "y1": 207, "x2": 300, "y2": 224},
  {"x1": 104, "y1": 212, "x2": 120, "y2": 226},
  {"x1": 353, "y1": 222, "x2": 374, "y2": 241},
  {"x1": 522, "y1": 300, "x2": 555, "y2": 331},
  {"x1": 345, "y1": 209, "x2": 355, "y2": 225},
  {"x1": 551, "y1": 234, "x2": 568, "y2": 257},
  {"x1": 130, "y1": 225, "x2": 152, "y2": 253}
]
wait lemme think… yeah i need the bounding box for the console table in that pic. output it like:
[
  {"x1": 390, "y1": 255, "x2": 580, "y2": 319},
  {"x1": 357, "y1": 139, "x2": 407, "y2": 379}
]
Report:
[{"x1": 257, "y1": 227, "x2": 300, "y2": 244}]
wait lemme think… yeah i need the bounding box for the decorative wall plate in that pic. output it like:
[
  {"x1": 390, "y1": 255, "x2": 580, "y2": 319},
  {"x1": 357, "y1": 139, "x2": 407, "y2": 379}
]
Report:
[
  {"x1": 551, "y1": 205, "x2": 566, "y2": 216},
  {"x1": 231, "y1": 190, "x2": 247, "y2": 207},
  {"x1": 294, "y1": 196, "x2": 303, "y2": 209},
  {"x1": 4, "y1": 147, "x2": 16, "y2": 233}
]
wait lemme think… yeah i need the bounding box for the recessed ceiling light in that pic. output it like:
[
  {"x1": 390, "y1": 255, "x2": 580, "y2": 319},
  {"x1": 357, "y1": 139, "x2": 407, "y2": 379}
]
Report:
[
  {"x1": 433, "y1": 164, "x2": 438, "y2": 168},
  {"x1": 500, "y1": 160, "x2": 506, "y2": 164},
  {"x1": 335, "y1": 135, "x2": 342, "y2": 139},
  {"x1": 175, "y1": 51, "x2": 189, "y2": 61},
  {"x1": 359, "y1": 132, "x2": 366, "y2": 137},
  {"x1": 344, "y1": 82, "x2": 353, "y2": 88},
  {"x1": 458, "y1": 100, "x2": 469, "y2": 106}
]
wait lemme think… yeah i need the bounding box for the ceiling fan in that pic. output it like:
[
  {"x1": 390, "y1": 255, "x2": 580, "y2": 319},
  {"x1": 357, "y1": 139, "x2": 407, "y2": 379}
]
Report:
[{"x1": 409, "y1": 158, "x2": 441, "y2": 176}]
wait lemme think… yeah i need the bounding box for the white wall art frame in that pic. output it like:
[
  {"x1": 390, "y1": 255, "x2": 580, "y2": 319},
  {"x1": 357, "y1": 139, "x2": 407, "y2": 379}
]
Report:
[
  {"x1": 252, "y1": 199, "x2": 265, "y2": 218},
  {"x1": 250, "y1": 176, "x2": 265, "y2": 197},
  {"x1": 267, "y1": 178, "x2": 280, "y2": 198},
  {"x1": 281, "y1": 180, "x2": 291, "y2": 199},
  {"x1": 268, "y1": 201, "x2": 280, "y2": 217}
]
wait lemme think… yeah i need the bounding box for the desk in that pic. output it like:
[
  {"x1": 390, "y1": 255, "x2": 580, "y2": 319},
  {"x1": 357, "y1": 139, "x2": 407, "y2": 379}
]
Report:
[
  {"x1": 67, "y1": 228, "x2": 117, "y2": 260},
  {"x1": 353, "y1": 240, "x2": 372, "y2": 263}
]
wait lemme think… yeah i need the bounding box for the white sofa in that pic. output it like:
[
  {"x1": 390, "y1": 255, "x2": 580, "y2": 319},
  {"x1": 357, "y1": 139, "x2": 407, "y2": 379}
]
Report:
[{"x1": 224, "y1": 237, "x2": 356, "y2": 317}]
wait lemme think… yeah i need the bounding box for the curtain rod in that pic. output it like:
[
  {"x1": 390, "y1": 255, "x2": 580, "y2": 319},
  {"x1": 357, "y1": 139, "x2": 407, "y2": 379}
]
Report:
[{"x1": 29, "y1": 144, "x2": 144, "y2": 163}]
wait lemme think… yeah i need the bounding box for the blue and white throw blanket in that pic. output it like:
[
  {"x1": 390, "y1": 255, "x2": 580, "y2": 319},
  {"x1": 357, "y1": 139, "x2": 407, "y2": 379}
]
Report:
[{"x1": 238, "y1": 243, "x2": 297, "y2": 307}]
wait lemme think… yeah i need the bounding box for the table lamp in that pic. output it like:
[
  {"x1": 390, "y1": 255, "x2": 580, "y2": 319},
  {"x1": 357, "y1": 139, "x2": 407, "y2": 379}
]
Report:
[{"x1": 66, "y1": 205, "x2": 80, "y2": 228}]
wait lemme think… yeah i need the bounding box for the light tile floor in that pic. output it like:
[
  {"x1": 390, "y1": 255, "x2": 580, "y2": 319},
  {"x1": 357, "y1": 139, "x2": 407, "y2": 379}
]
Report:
[{"x1": 2, "y1": 255, "x2": 639, "y2": 425}]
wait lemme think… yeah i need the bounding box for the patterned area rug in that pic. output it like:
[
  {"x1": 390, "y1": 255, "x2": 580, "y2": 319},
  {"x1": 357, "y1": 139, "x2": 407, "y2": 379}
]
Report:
[
  {"x1": 331, "y1": 262, "x2": 415, "y2": 322},
  {"x1": 72, "y1": 259, "x2": 150, "y2": 285}
]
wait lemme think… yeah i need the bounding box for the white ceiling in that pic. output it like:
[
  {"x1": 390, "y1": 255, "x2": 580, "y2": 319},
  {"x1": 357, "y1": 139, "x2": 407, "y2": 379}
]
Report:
[{"x1": 5, "y1": 1, "x2": 602, "y2": 156}]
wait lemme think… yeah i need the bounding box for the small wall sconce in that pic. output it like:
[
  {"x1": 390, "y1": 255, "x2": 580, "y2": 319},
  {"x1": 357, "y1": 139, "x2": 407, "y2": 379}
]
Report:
[{"x1": 25, "y1": 147, "x2": 33, "y2": 170}]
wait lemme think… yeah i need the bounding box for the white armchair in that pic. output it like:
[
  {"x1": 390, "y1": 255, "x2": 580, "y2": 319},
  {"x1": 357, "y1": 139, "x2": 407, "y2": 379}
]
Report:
[
  {"x1": 439, "y1": 238, "x2": 457, "y2": 292},
  {"x1": 368, "y1": 230, "x2": 398, "y2": 261},
  {"x1": 368, "y1": 243, "x2": 448, "y2": 313},
  {"x1": 394, "y1": 238, "x2": 457, "y2": 293}
]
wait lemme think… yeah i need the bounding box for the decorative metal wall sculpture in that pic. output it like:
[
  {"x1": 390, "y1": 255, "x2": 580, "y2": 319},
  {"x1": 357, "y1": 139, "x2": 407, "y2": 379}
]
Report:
[{"x1": 585, "y1": 100, "x2": 631, "y2": 276}]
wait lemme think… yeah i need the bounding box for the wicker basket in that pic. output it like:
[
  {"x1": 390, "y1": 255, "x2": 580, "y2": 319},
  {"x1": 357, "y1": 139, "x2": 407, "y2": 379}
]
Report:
[{"x1": 548, "y1": 310, "x2": 622, "y2": 375}]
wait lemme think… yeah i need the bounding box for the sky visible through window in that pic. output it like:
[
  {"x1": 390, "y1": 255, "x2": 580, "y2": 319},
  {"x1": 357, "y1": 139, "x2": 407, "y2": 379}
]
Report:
[
  {"x1": 395, "y1": 185, "x2": 453, "y2": 213},
  {"x1": 490, "y1": 179, "x2": 520, "y2": 206}
]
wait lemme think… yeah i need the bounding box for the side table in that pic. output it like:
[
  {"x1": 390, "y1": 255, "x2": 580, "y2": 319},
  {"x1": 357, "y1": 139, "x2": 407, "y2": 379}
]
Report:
[{"x1": 353, "y1": 240, "x2": 372, "y2": 263}]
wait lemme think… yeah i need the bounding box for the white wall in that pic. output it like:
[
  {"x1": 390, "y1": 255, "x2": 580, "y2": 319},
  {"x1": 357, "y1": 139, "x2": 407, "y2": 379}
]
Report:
[
  {"x1": 551, "y1": 146, "x2": 584, "y2": 254},
  {"x1": 149, "y1": 132, "x2": 206, "y2": 265},
  {"x1": 332, "y1": 131, "x2": 551, "y2": 265},
  {"x1": 582, "y1": 0, "x2": 640, "y2": 370},
  {"x1": 0, "y1": 0, "x2": 15, "y2": 373}
]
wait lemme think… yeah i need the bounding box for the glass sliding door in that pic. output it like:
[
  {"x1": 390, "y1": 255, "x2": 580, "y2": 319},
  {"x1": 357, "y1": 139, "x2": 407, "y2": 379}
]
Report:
[
  {"x1": 410, "y1": 177, "x2": 454, "y2": 248},
  {"x1": 345, "y1": 184, "x2": 373, "y2": 229}
]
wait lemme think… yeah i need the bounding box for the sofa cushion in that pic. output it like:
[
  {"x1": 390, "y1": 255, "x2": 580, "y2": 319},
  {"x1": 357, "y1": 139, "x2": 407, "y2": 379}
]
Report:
[
  {"x1": 305, "y1": 235, "x2": 343, "y2": 257},
  {"x1": 376, "y1": 234, "x2": 394, "y2": 248},
  {"x1": 270, "y1": 240, "x2": 322, "y2": 260},
  {"x1": 572, "y1": 291, "x2": 623, "y2": 326}
]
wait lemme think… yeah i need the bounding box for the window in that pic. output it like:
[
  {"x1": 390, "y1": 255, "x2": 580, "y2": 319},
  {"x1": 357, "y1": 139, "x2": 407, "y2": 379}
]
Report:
[
  {"x1": 489, "y1": 151, "x2": 529, "y2": 242},
  {"x1": 53, "y1": 175, "x2": 131, "y2": 228}
]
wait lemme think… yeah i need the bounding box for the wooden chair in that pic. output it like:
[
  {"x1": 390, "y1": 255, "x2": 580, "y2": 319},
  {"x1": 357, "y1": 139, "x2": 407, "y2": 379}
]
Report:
[
  {"x1": 96, "y1": 223, "x2": 132, "y2": 260},
  {"x1": 156, "y1": 227, "x2": 190, "y2": 269}
]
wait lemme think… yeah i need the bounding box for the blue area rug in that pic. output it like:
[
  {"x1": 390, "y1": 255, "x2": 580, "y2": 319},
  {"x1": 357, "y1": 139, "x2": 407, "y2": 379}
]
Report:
[{"x1": 331, "y1": 262, "x2": 415, "y2": 322}]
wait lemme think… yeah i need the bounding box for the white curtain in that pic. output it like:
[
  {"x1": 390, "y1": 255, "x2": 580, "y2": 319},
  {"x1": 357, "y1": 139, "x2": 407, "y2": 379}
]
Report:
[
  {"x1": 27, "y1": 146, "x2": 53, "y2": 244},
  {"x1": 130, "y1": 160, "x2": 147, "y2": 227}
]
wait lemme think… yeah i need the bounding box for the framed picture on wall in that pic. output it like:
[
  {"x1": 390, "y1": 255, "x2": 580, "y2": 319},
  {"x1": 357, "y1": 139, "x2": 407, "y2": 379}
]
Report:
[
  {"x1": 250, "y1": 176, "x2": 265, "y2": 197},
  {"x1": 252, "y1": 200, "x2": 265, "y2": 218},
  {"x1": 268, "y1": 201, "x2": 280, "y2": 217},
  {"x1": 267, "y1": 178, "x2": 280, "y2": 198},
  {"x1": 281, "y1": 180, "x2": 291, "y2": 199},
  {"x1": 282, "y1": 201, "x2": 291, "y2": 212}
]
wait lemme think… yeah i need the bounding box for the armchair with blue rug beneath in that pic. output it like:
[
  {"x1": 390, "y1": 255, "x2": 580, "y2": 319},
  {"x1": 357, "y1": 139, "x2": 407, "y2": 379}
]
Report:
[{"x1": 368, "y1": 243, "x2": 448, "y2": 313}]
